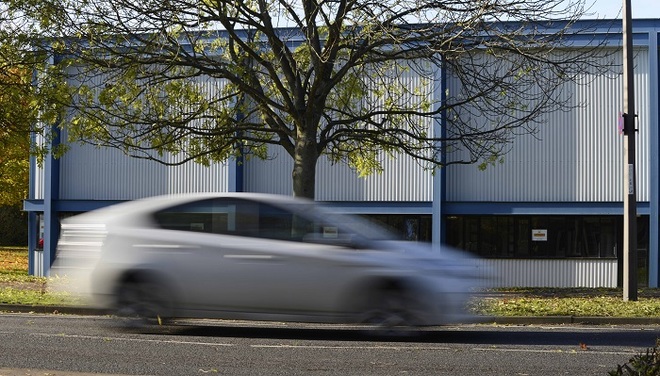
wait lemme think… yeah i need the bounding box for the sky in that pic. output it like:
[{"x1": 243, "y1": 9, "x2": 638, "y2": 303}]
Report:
[{"x1": 589, "y1": 0, "x2": 660, "y2": 19}]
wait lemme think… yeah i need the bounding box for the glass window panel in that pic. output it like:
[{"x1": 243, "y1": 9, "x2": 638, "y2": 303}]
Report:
[
  {"x1": 444, "y1": 215, "x2": 636, "y2": 260},
  {"x1": 153, "y1": 199, "x2": 231, "y2": 234},
  {"x1": 516, "y1": 218, "x2": 530, "y2": 257},
  {"x1": 362, "y1": 215, "x2": 432, "y2": 242}
]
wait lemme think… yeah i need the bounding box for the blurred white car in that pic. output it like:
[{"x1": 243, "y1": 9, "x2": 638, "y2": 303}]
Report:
[{"x1": 53, "y1": 193, "x2": 486, "y2": 331}]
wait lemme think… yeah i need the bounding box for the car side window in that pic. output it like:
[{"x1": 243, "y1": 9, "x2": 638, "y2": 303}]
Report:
[
  {"x1": 152, "y1": 198, "x2": 314, "y2": 241},
  {"x1": 256, "y1": 203, "x2": 315, "y2": 241},
  {"x1": 153, "y1": 199, "x2": 232, "y2": 234}
]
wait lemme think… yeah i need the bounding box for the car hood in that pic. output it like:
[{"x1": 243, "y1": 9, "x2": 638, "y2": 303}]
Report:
[{"x1": 366, "y1": 240, "x2": 490, "y2": 283}]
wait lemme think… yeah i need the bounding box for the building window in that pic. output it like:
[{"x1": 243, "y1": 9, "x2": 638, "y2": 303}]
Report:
[
  {"x1": 446, "y1": 215, "x2": 647, "y2": 259},
  {"x1": 364, "y1": 215, "x2": 432, "y2": 242}
]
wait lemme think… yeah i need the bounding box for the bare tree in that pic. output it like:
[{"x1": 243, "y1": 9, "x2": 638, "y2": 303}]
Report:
[{"x1": 6, "y1": 0, "x2": 613, "y2": 198}]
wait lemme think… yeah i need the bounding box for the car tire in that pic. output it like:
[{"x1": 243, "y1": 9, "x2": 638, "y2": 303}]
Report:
[
  {"x1": 360, "y1": 287, "x2": 421, "y2": 337},
  {"x1": 114, "y1": 275, "x2": 173, "y2": 331}
]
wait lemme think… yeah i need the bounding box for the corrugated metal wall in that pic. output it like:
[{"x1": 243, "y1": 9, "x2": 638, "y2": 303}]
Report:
[
  {"x1": 53, "y1": 47, "x2": 650, "y2": 204},
  {"x1": 245, "y1": 59, "x2": 435, "y2": 201},
  {"x1": 480, "y1": 258, "x2": 618, "y2": 288},
  {"x1": 243, "y1": 150, "x2": 293, "y2": 196},
  {"x1": 445, "y1": 48, "x2": 650, "y2": 203},
  {"x1": 58, "y1": 130, "x2": 231, "y2": 200},
  {"x1": 244, "y1": 151, "x2": 433, "y2": 201},
  {"x1": 316, "y1": 156, "x2": 433, "y2": 201},
  {"x1": 31, "y1": 134, "x2": 46, "y2": 200},
  {"x1": 32, "y1": 168, "x2": 44, "y2": 200},
  {"x1": 57, "y1": 66, "x2": 232, "y2": 200}
]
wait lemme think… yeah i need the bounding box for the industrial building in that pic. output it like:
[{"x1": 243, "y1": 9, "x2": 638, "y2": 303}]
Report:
[{"x1": 24, "y1": 19, "x2": 660, "y2": 288}]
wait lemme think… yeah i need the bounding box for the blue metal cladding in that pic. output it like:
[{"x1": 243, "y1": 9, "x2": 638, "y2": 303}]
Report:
[{"x1": 648, "y1": 31, "x2": 660, "y2": 287}]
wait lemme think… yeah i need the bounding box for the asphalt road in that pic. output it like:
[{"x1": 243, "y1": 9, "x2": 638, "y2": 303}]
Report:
[{"x1": 0, "y1": 313, "x2": 659, "y2": 375}]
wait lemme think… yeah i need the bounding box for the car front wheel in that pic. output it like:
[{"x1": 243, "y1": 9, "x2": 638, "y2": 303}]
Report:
[{"x1": 360, "y1": 287, "x2": 421, "y2": 337}]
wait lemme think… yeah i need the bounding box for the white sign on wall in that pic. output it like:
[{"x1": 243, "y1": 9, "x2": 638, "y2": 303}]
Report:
[{"x1": 532, "y1": 229, "x2": 548, "y2": 242}]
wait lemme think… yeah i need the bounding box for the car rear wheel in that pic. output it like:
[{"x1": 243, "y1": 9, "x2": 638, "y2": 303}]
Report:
[{"x1": 115, "y1": 276, "x2": 173, "y2": 331}]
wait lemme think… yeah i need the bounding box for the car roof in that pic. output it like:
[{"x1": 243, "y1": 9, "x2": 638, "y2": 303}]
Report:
[{"x1": 63, "y1": 192, "x2": 313, "y2": 225}]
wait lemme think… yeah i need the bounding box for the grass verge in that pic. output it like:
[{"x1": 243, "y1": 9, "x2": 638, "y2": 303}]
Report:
[
  {"x1": 470, "y1": 290, "x2": 660, "y2": 317},
  {"x1": 0, "y1": 247, "x2": 82, "y2": 306}
]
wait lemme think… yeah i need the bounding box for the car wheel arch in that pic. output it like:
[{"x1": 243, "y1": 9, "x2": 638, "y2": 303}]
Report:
[
  {"x1": 114, "y1": 268, "x2": 180, "y2": 319},
  {"x1": 342, "y1": 277, "x2": 415, "y2": 311}
]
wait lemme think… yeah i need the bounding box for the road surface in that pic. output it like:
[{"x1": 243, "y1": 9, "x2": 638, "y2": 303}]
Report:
[{"x1": 0, "y1": 313, "x2": 658, "y2": 375}]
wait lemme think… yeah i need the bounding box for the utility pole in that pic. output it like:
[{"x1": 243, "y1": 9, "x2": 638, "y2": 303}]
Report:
[{"x1": 622, "y1": 0, "x2": 638, "y2": 302}]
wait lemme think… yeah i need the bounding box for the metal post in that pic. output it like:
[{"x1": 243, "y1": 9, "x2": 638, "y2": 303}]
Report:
[{"x1": 622, "y1": 0, "x2": 638, "y2": 301}]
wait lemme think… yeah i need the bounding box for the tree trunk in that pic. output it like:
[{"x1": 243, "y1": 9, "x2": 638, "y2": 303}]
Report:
[{"x1": 291, "y1": 134, "x2": 319, "y2": 199}]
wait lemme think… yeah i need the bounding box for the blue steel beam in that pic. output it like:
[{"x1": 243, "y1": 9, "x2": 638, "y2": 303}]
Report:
[{"x1": 648, "y1": 30, "x2": 659, "y2": 287}]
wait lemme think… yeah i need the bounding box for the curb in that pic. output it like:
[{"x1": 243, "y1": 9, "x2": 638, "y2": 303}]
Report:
[
  {"x1": 1, "y1": 305, "x2": 660, "y2": 326},
  {"x1": 0, "y1": 304, "x2": 109, "y2": 316},
  {"x1": 478, "y1": 315, "x2": 660, "y2": 325}
]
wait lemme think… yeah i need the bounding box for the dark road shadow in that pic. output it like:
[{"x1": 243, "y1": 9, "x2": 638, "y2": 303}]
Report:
[{"x1": 142, "y1": 321, "x2": 660, "y2": 348}]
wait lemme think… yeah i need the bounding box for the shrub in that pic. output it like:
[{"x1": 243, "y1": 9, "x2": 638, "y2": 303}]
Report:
[
  {"x1": 0, "y1": 205, "x2": 27, "y2": 246},
  {"x1": 610, "y1": 339, "x2": 660, "y2": 375}
]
